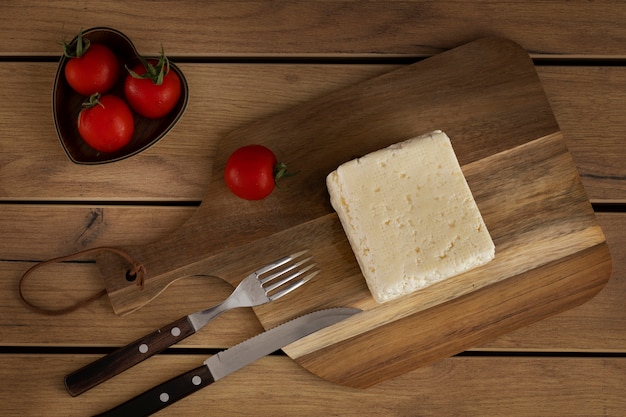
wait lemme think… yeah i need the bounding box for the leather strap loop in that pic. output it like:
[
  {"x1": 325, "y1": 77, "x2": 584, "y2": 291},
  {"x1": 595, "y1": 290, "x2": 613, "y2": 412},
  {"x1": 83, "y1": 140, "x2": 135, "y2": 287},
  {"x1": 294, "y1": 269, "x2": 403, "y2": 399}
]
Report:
[{"x1": 18, "y1": 247, "x2": 146, "y2": 315}]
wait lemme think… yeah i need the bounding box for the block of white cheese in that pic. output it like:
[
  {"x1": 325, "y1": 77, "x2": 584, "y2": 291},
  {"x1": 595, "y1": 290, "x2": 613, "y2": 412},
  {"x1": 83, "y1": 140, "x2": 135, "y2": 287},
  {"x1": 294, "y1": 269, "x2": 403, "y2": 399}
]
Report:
[{"x1": 326, "y1": 130, "x2": 495, "y2": 303}]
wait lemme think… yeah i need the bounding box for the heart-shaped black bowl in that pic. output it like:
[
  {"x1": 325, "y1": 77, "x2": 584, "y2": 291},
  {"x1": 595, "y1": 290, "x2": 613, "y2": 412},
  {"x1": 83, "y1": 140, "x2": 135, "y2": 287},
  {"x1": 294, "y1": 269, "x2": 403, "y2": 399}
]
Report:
[{"x1": 53, "y1": 27, "x2": 189, "y2": 164}]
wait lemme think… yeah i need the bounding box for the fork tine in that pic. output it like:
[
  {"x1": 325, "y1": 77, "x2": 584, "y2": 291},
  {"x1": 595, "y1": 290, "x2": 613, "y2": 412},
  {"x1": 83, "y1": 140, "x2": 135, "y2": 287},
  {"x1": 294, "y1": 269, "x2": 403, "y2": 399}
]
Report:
[
  {"x1": 259, "y1": 256, "x2": 312, "y2": 285},
  {"x1": 254, "y1": 250, "x2": 308, "y2": 276},
  {"x1": 268, "y1": 270, "x2": 320, "y2": 301},
  {"x1": 263, "y1": 262, "x2": 316, "y2": 293}
]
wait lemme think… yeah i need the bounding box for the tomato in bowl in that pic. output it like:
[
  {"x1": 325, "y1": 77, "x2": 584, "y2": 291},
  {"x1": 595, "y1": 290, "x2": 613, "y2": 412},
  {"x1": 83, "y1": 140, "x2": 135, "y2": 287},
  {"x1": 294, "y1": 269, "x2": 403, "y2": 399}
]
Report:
[{"x1": 52, "y1": 27, "x2": 189, "y2": 165}]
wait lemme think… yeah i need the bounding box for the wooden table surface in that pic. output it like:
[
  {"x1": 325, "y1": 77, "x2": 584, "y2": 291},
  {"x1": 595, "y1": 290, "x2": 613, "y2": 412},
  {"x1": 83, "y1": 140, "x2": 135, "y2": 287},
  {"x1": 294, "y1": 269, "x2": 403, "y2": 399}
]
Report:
[{"x1": 1, "y1": 1, "x2": 625, "y2": 416}]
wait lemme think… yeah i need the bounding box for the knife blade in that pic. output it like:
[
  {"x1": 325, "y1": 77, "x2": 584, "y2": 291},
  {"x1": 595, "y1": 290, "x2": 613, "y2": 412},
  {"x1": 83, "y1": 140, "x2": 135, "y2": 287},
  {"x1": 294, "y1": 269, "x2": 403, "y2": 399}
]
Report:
[{"x1": 92, "y1": 307, "x2": 360, "y2": 417}]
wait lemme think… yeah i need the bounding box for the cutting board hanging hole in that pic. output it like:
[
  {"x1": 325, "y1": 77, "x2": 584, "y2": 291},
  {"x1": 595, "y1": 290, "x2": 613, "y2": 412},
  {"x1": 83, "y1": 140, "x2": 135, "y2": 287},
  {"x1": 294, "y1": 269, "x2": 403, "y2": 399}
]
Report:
[{"x1": 126, "y1": 270, "x2": 138, "y2": 282}]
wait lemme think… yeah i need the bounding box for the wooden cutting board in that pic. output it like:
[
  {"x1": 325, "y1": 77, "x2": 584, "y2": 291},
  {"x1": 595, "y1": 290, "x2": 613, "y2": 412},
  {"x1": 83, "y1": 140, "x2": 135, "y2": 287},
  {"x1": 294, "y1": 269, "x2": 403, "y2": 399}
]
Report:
[{"x1": 96, "y1": 37, "x2": 612, "y2": 388}]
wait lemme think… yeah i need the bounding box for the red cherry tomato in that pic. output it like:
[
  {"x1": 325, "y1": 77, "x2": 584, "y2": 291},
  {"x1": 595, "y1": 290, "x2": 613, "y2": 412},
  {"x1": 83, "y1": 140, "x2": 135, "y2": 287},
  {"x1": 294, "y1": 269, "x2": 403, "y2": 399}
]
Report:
[
  {"x1": 77, "y1": 94, "x2": 135, "y2": 153},
  {"x1": 124, "y1": 57, "x2": 181, "y2": 119},
  {"x1": 64, "y1": 43, "x2": 120, "y2": 96},
  {"x1": 224, "y1": 145, "x2": 280, "y2": 200}
]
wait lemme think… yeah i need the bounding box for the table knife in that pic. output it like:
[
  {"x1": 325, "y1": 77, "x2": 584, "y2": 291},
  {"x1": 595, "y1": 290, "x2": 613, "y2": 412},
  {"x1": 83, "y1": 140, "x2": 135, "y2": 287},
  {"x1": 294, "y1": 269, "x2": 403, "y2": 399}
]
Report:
[{"x1": 92, "y1": 307, "x2": 360, "y2": 417}]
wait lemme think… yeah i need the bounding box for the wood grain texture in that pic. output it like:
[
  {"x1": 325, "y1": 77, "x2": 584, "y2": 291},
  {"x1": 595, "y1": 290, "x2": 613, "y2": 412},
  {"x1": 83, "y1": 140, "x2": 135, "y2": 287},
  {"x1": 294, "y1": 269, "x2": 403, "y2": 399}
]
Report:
[
  {"x1": 537, "y1": 66, "x2": 626, "y2": 202},
  {"x1": 2, "y1": 212, "x2": 624, "y2": 352},
  {"x1": 0, "y1": 205, "x2": 194, "y2": 259},
  {"x1": 97, "y1": 37, "x2": 563, "y2": 314},
  {"x1": 2, "y1": 1, "x2": 626, "y2": 58},
  {"x1": 2, "y1": 63, "x2": 626, "y2": 202},
  {"x1": 295, "y1": 242, "x2": 610, "y2": 387},
  {"x1": 480, "y1": 212, "x2": 626, "y2": 352},
  {"x1": 0, "y1": 62, "x2": 394, "y2": 201},
  {"x1": 1, "y1": 354, "x2": 624, "y2": 416},
  {"x1": 87, "y1": 38, "x2": 611, "y2": 387},
  {"x1": 0, "y1": 2, "x2": 624, "y2": 416},
  {"x1": 0, "y1": 41, "x2": 620, "y2": 354}
]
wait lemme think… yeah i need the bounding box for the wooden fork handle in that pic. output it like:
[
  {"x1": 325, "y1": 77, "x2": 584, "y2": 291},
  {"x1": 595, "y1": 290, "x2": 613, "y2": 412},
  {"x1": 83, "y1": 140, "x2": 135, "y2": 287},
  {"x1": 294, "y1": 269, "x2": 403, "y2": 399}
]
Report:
[{"x1": 65, "y1": 315, "x2": 195, "y2": 396}]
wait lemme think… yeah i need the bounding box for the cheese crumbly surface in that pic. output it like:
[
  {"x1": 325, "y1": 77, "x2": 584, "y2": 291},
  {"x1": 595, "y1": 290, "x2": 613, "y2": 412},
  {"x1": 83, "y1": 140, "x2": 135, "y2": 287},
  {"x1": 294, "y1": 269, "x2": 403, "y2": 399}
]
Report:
[{"x1": 326, "y1": 130, "x2": 495, "y2": 303}]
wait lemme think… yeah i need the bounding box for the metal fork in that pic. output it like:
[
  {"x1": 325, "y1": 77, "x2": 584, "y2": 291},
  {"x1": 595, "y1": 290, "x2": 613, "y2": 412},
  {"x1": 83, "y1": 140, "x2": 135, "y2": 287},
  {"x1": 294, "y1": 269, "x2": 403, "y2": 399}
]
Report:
[
  {"x1": 64, "y1": 250, "x2": 318, "y2": 397},
  {"x1": 188, "y1": 250, "x2": 317, "y2": 328}
]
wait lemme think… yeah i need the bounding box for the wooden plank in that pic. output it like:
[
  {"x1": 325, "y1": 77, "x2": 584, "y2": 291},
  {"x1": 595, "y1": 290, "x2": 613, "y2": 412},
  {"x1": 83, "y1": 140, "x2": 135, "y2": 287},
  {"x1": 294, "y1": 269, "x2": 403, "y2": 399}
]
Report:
[
  {"x1": 537, "y1": 66, "x2": 626, "y2": 202},
  {"x1": 0, "y1": 354, "x2": 624, "y2": 416},
  {"x1": 1, "y1": 63, "x2": 626, "y2": 202},
  {"x1": 2, "y1": 1, "x2": 626, "y2": 58},
  {"x1": 1, "y1": 212, "x2": 624, "y2": 352},
  {"x1": 0, "y1": 205, "x2": 195, "y2": 260}
]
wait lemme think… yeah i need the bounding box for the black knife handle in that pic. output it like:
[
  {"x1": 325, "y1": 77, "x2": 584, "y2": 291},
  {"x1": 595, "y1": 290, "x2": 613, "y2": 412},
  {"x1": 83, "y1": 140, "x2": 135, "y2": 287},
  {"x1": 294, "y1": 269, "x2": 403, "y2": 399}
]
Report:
[
  {"x1": 93, "y1": 365, "x2": 215, "y2": 417},
  {"x1": 65, "y1": 315, "x2": 195, "y2": 396}
]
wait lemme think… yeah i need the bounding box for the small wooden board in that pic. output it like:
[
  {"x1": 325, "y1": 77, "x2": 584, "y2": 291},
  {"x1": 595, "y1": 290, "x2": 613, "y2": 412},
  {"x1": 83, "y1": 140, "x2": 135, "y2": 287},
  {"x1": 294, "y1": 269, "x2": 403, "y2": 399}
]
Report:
[{"x1": 96, "y1": 37, "x2": 612, "y2": 388}]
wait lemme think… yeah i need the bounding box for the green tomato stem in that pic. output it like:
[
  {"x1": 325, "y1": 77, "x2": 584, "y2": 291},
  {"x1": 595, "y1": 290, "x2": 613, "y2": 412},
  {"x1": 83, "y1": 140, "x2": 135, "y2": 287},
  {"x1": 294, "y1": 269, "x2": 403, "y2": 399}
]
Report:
[
  {"x1": 274, "y1": 162, "x2": 298, "y2": 187},
  {"x1": 63, "y1": 28, "x2": 91, "y2": 59},
  {"x1": 82, "y1": 93, "x2": 105, "y2": 109},
  {"x1": 125, "y1": 46, "x2": 171, "y2": 86}
]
